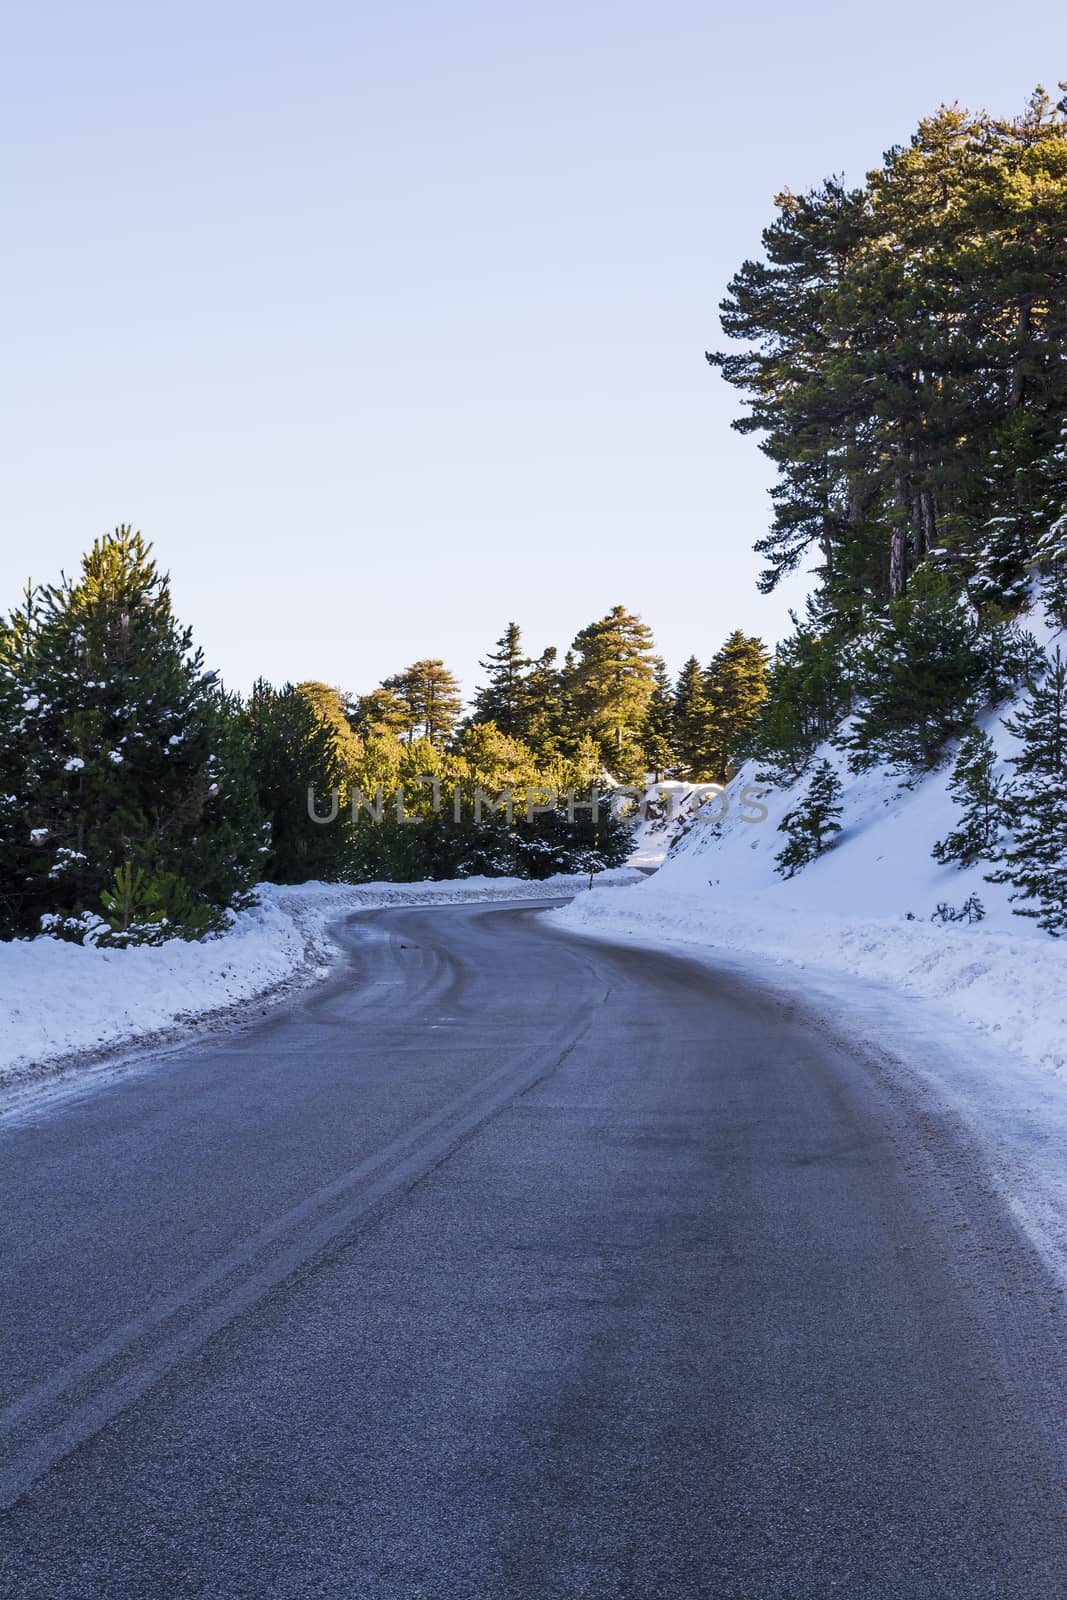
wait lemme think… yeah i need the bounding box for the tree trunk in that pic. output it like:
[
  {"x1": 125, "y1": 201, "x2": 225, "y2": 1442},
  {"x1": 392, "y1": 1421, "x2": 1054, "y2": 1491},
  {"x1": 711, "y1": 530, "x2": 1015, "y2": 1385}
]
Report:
[
  {"x1": 920, "y1": 488, "x2": 937, "y2": 556},
  {"x1": 1010, "y1": 298, "x2": 1033, "y2": 410},
  {"x1": 890, "y1": 474, "x2": 909, "y2": 599}
]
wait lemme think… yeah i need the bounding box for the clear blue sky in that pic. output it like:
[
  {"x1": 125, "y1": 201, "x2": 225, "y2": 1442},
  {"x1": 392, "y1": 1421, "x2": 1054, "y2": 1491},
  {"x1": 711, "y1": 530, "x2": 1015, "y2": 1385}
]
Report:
[{"x1": 1, "y1": 2, "x2": 1060, "y2": 701}]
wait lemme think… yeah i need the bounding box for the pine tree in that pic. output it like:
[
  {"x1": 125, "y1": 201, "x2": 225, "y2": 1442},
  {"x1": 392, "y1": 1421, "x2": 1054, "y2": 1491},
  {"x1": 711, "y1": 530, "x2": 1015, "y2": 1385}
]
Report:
[
  {"x1": 1034, "y1": 426, "x2": 1067, "y2": 628},
  {"x1": 710, "y1": 93, "x2": 1067, "y2": 615},
  {"x1": 977, "y1": 620, "x2": 1044, "y2": 706},
  {"x1": 931, "y1": 893, "x2": 986, "y2": 925},
  {"x1": 932, "y1": 728, "x2": 1012, "y2": 868},
  {"x1": 641, "y1": 658, "x2": 676, "y2": 780},
  {"x1": 1035, "y1": 421, "x2": 1067, "y2": 627},
  {"x1": 17, "y1": 528, "x2": 264, "y2": 940},
  {"x1": 522, "y1": 646, "x2": 565, "y2": 761},
  {"x1": 846, "y1": 576, "x2": 985, "y2": 773},
  {"x1": 673, "y1": 656, "x2": 712, "y2": 777},
  {"x1": 551, "y1": 649, "x2": 581, "y2": 758},
  {"x1": 774, "y1": 759, "x2": 843, "y2": 878},
  {"x1": 968, "y1": 516, "x2": 1033, "y2": 616},
  {"x1": 0, "y1": 598, "x2": 37, "y2": 936},
  {"x1": 560, "y1": 732, "x2": 603, "y2": 794},
  {"x1": 349, "y1": 685, "x2": 411, "y2": 740},
  {"x1": 382, "y1": 659, "x2": 463, "y2": 745},
  {"x1": 245, "y1": 681, "x2": 349, "y2": 883},
  {"x1": 451, "y1": 721, "x2": 540, "y2": 801},
  {"x1": 1039, "y1": 516, "x2": 1067, "y2": 630},
  {"x1": 987, "y1": 648, "x2": 1067, "y2": 935},
  {"x1": 295, "y1": 681, "x2": 362, "y2": 778},
  {"x1": 747, "y1": 614, "x2": 848, "y2": 781},
  {"x1": 471, "y1": 623, "x2": 531, "y2": 736},
  {"x1": 703, "y1": 630, "x2": 769, "y2": 780},
  {"x1": 567, "y1": 606, "x2": 657, "y2": 779}
]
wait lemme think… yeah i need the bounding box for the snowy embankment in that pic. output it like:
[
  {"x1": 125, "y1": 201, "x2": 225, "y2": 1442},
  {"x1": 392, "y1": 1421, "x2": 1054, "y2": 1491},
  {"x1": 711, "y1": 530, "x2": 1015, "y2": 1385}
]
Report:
[
  {"x1": 562, "y1": 608, "x2": 1067, "y2": 1081},
  {"x1": 554, "y1": 850, "x2": 1067, "y2": 1082},
  {"x1": 0, "y1": 871, "x2": 640, "y2": 1085},
  {"x1": 552, "y1": 621, "x2": 1067, "y2": 1276}
]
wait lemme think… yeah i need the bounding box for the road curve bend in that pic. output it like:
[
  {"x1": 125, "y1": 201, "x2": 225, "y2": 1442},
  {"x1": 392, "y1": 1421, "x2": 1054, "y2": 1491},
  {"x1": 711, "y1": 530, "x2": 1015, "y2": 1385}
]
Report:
[{"x1": 1, "y1": 900, "x2": 1065, "y2": 1598}]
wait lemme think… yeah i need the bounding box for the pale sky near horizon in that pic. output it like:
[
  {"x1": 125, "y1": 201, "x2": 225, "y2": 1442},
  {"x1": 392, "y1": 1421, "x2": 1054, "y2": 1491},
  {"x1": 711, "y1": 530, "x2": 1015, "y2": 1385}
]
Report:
[{"x1": 1, "y1": 2, "x2": 1062, "y2": 703}]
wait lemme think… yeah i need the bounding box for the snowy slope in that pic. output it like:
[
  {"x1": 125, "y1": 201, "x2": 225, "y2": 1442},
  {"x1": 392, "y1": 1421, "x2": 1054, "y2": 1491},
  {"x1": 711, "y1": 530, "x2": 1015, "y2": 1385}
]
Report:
[
  {"x1": 557, "y1": 607, "x2": 1067, "y2": 1079},
  {"x1": 626, "y1": 780, "x2": 703, "y2": 868}
]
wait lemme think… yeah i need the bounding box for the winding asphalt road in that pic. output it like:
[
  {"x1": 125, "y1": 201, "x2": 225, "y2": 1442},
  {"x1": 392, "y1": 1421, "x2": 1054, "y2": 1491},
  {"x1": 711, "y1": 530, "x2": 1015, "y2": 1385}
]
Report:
[{"x1": 1, "y1": 899, "x2": 1066, "y2": 1598}]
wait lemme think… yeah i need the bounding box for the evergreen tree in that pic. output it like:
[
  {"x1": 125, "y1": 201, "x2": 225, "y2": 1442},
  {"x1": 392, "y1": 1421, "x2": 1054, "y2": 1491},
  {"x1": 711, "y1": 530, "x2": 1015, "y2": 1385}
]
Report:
[
  {"x1": 968, "y1": 517, "x2": 1033, "y2": 616},
  {"x1": 16, "y1": 528, "x2": 263, "y2": 940},
  {"x1": 0, "y1": 599, "x2": 36, "y2": 936},
  {"x1": 747, "y1": 614, "x2": 848, "y2": 781},
  {"x1": 703, "y1": 630, "x2": 769, "y2": 780},
  {"x1": 245, "y1": 681, "x2": 349, "y2": 883},
  {"x1": 452, "y1": 720, "x2": 540, "y2": 800},
  {"x1": 641, "y1": 658, "x2": 676, "y2": 780},
  {"x1": 846, "y1": 576, "x2": 985, "y2": 773},
  {"x1": 349, "y1": 685, "x2": 411, "y2": 740},
  {"x1": 471, "y1": 623, "x2": 531, "y2": 736},
  {"x1": 931, "y1": 893, "x2": 986, "y2": 925},
  {"x1": 1039, "y1": 514, "x2": 1067, "y2": 630},
  {"x1": 559, "y1": 732, "x2": 603, "y2": 794},
  {"x1": 774, "y1": 759, "x2": 844, "y2": 877},
  {"x1": 382, "y1": 659, "x2": 463, "y2": 745},
  {"x1": 295, "y1": 681, "x2": 362, "y2": 777},
  {"x1": 988, "y1": 648, "x2": 1067, "y2": 935},
  {"x1": 568, "y1": 605, "x2": 656, "y2": 778},
  {"x1": 673, "y1": 656, "x2": 712, "y2": 777},
  {"x1": 710, "y1": 92, "x2": 1067, "y2": 616},
  {"x1": 977, "y1": 620, "x2": 1044, "y2": 706},
  {"x1": 1034, "y1": 427, "x2": 1067, "y2": 627},
  {"x1": 931, "y1": 727, "x2": 1012, "y2": 868},
  {"x1": 522, "y1": 646, "x2": 565, "y2": 761},
  {"x1": 554, "y1": 649, "x2": 582, "y2": 758}
]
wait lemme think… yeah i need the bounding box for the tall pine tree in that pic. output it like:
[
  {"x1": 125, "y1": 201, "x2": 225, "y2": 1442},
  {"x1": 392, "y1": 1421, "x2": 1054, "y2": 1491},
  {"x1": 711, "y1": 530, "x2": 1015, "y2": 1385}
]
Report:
[
  {"x1": 568, "y1": 606, "x2": 656, "y2": 779},
  {"x1": 703, "y1": 630, "x2": 768, "y2": 781},
  {"x1": 641, "y1": 658, "x2": 676, "y2": 781},
  {"x1": 471, "y1": 624, "x2": 531, "y2": 736},
  {"x1": 522, "y1": 645, "x2": 566, "y2": 761},
  {"x1": 245, "y1": 681, "x2": 350, "y2": 883},
  {"x1": 673, "y1": 656, "x2": 712, "y2": 778},
  {"x1": 382, "y1": 659, "x2": 463, "y2": 745}
]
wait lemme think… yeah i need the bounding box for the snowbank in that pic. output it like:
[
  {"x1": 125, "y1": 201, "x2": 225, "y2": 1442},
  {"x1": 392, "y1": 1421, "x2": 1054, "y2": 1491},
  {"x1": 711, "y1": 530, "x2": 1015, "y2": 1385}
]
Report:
[
  {"x1": 557, "y1": 607, "x2": 1067, "y2": 1082},
  {"x1": 552, "y1": 876, "x2": 1067, "y2": 1080},
  {"x1": 0, "y1": 871, "x2": 640, "y2": 1084}
]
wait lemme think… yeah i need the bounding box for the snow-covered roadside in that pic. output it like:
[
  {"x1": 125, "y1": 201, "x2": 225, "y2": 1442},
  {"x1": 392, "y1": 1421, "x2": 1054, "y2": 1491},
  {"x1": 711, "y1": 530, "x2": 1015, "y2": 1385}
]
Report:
[
  {"x1": 569, "y1": 606, "x2": 1067, "y2": 1083},
  {"x1": 0, "y1": 870, "x2": 640, "y2": 1087},
  {"x1": 551, "y1": 879, "x2": 1067, "y2": 1080}
]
